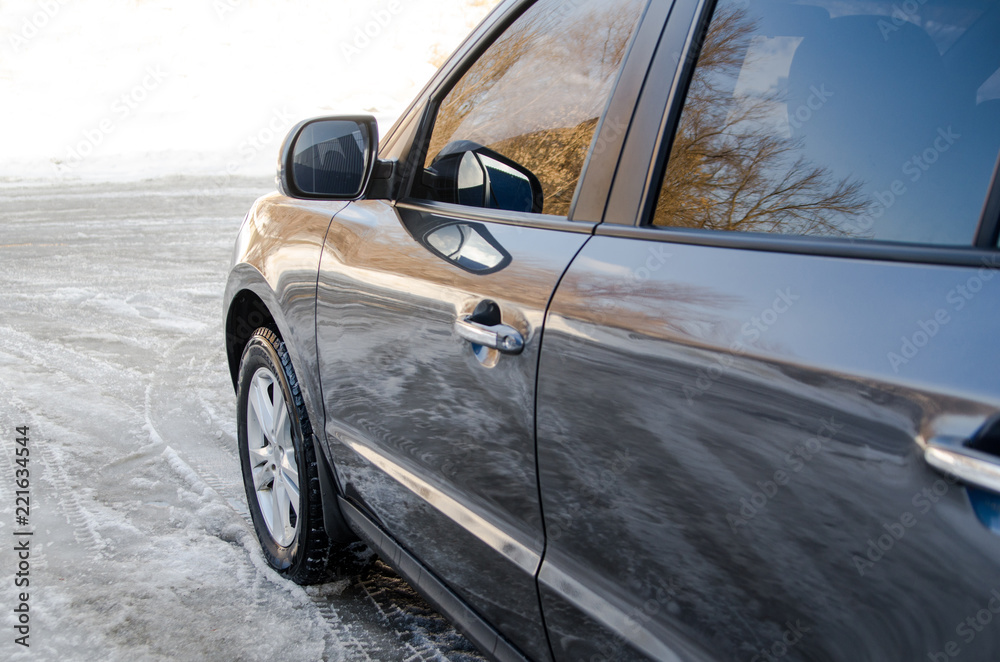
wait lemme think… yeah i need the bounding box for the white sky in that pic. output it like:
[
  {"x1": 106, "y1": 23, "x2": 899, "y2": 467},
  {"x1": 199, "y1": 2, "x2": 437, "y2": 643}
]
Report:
[{"x1": 0, "y1": 0, "x2": 498, "y2": 180}]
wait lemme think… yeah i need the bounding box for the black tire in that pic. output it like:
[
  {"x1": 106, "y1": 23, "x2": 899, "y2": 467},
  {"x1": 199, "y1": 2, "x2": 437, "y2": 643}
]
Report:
[{"x1": 236, "y1": 327, "x2": 335, "y2": 584}]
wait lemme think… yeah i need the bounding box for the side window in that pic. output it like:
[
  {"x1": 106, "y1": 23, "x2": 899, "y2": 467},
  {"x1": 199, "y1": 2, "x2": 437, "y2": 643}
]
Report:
[
  {"x1": 416, "y1": 0, "x2": 646, "y2": 217},
  {"x1": 652, "y1": 0, "x2": 1000, "y2": 246}
]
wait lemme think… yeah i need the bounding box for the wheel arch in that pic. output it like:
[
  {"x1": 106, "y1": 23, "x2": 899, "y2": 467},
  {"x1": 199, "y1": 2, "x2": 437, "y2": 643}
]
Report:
[
  {"x1": 223, "y1": 266, "x2": 322, "y2": 433},
  {"x1": 225, "y1": 284, "x2": 278, "y2": 393},
  {"x1": 226, "y1": 267, "x2": 356, "y2": 547}
]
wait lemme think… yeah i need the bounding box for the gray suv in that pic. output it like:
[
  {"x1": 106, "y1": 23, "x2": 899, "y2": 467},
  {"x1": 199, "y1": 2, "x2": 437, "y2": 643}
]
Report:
[{"x1": 224, "y1": 0, "x2": 1000, "y2": 659}]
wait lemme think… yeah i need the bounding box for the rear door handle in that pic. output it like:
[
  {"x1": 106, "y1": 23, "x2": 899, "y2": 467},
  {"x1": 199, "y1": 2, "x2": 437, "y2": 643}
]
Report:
[
  {"x1": 925, "y1": 436, "x2": 1000, "y2": 494},
  {"x1": 455, "y1": 317, "x2": 524, "y2": 355}
]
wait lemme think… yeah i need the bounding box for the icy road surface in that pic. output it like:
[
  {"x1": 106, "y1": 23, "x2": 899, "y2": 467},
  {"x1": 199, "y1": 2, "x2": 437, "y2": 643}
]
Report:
[{"x1": 0, "y1": 178, "x2": 487, "y2": 662}]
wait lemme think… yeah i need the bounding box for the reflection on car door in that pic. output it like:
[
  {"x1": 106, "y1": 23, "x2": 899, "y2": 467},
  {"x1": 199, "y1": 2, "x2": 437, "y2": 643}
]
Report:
[
  {"x1": 537, "y1": 238, "x2": 1000, "y2": 661},
  {"x1": 535, "y1": 0, "x2": 1000, "y2": 659},
  {"x1": 311, "y1": 0, "x2": 650, "y2": 657},
  {"x1": 314, "y1": 199, "x2": 589, "y2": 661}
]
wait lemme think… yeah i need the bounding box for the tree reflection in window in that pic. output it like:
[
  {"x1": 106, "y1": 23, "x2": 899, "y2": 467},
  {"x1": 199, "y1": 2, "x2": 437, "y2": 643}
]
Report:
[
  {"x1": 654, "y1": 0, "x2": 1000, "y2": 246},
  {"x1": 653, "y1": 3, "x2": 871, "y2": 236},
  {"x1": 424, "y1": 0, "x2": 645, "y2": 217}
]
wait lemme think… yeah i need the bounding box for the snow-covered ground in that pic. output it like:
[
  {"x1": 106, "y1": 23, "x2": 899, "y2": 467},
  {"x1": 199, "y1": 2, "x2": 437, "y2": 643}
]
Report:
[
  {"x1": 0, "y1": 178, "x2": 489, "y2": 661},
  {"x1": 0, "y1": 1, "x2": 497, "y2": 659}
]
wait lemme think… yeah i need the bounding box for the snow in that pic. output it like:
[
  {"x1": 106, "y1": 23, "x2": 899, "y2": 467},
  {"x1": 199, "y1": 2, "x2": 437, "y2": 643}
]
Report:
[
  {"x1": 0, "y1": 0, "x2": 498, "y2": 658},
  {"x1": 0, "y1": 0, "x2": 495, "y2": 182},
  {"x1": 0, "y1": 178, "x2": 491, "y2": 661}
]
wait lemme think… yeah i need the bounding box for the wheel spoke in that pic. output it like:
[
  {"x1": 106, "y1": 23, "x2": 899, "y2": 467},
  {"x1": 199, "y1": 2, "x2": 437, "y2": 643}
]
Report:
[
  {"x1": 271, "y1": 386, "x2": 288, "y2": 442},
  {"x1": 269, "y1": 479, "x2": 285, "y2": 540},
  {"x1": 257, "y1": 484, "x2": 276, "y2": 533},
  {"x1": 251, "y1": 458, "x2": 274, "y2": 492},
  {"x1": 248, "y1": 392, "x2": 266, "y2": 442},
  {"x1": 284, "y1": 483, "x2": 300, "y2": 520},
  {"x1": 250, "y1": 373, "x2": 274, "y2": 441},
  {"x1": 248, "y1": 444, "x2": 272, "y2": 466},
  {"x1": 274, "y1": 418, "x2": 293, "y2": 456},
  {"x1": 280, "y1": 449, "x2": 299, "y2": 496},
  {"x1": 273, "y1": 473, "x2": 294, "y2": 544},
  {"x1": 280, "y1": 468, "x2": 300, "y2": 523}
]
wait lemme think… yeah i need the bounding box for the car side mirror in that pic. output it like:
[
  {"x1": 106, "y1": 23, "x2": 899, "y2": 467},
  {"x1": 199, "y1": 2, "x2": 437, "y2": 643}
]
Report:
[
  {"x1": 426, "y1": 142, "x2": 544, "y2": 214},
  {"x1": 277, "y1": 116, "x2": 379, "y2": 199}
]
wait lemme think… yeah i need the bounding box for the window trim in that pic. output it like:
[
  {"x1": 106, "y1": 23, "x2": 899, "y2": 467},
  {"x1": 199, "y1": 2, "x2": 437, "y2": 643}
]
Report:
[
  {"x1": 395, "y1": 199, "x2": 597, "y2": 235},
  {"x1": 595, "y1": 223, "x2": 1000, "y2": 267},
  {"x1": 602, "y1": 0, "x2": 707, "y2": 225},
  {"x1": 613, "y1": 0, "x2": 1000, "y2": 263},
  {"x1": 395, "y1": 0, "x2": 654, "y2": 225},
  {"x1": 571, "y1": 0, "x2": 668, "y2": 223},
  {"x1": 974, "y1": 152, "x2": 1000, "y2": 248}
]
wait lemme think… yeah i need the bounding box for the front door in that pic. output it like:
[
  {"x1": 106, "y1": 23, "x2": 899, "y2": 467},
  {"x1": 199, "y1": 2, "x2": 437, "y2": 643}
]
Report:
[{"x1": 315, "y1": 0, "x2": 648, "y2": 658}]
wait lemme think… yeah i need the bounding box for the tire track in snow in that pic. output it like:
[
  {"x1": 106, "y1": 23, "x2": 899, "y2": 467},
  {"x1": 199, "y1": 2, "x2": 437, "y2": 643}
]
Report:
[
  {"x1": 161, "y1": 445, "x2": 250, "y2": 523},
  {"x1": 0, "y1": 324, "x2": 147, "y2": 416},
  {"x1": 0, "y1": 386, "x2": 106, "y2": 557},
  {"x1": 33, "y1": 429, "x2": 108, "y2": 554},
  {"x1": 311, "y1": 599, "x2": 380, "y2": 662},
  {"x1": 160, "y1": 444, "x2": 381, "y2": 662},
  {"x1": 359, "y1": 576, "x2": 455, "y2": 662}
]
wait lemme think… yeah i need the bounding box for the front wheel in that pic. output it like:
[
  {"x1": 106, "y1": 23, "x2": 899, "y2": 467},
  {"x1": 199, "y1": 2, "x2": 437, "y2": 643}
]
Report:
[{"x1": 237, "y1": 327, "x2": 334, "y2": 584}]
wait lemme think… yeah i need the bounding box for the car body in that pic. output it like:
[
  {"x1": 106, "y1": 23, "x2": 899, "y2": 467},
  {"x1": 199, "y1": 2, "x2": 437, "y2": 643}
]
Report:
[{"x1": 224, "y1": 0, "x2": 1000, "y2": 660}]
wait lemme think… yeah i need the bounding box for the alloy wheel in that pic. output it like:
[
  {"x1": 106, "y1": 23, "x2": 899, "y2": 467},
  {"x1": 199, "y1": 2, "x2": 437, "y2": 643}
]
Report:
[{"x1": 245, "y1": 366, "x2": 300, "y2": 547}]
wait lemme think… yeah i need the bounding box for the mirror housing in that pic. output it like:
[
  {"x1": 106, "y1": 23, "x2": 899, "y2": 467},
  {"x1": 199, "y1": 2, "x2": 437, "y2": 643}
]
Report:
[
  {"x1": 426, "y1": 141, "x2": 544, "y2": 214},
  {"x1": 276, "y1": 115, "x2": 379, "y2": 199}
]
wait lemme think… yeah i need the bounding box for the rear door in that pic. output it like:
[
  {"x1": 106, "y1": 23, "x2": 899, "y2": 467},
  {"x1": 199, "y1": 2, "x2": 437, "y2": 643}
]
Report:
[
  {"x1": 536, "y1": 0, "x2": 1000, "y2": 660},
  {"x1": 313, "y1": 1, "x2": 648, "y2": 658}
]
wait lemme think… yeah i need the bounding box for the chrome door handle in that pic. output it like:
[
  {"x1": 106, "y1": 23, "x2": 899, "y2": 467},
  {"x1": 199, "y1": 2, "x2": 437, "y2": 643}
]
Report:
[
  {"x1": 455, "y1": 317, "x2": 524, "y2": 355},
  {"x1": 925, "y1": 436, "x2": 1000, "y2": 494}
]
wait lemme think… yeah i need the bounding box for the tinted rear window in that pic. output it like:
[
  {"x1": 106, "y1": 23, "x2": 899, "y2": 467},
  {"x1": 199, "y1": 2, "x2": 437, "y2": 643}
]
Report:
[{"x1": 651, "y1": 0, "x2": 1000, "y2": 246}]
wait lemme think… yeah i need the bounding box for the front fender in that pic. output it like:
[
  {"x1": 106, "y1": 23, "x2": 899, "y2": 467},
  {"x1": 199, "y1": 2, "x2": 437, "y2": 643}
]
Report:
[{"x1": 224, "y1": 193, "x2": 350, "y2": 440}]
